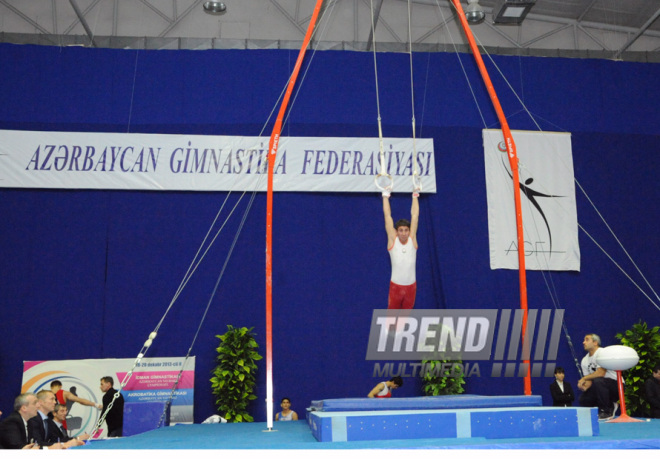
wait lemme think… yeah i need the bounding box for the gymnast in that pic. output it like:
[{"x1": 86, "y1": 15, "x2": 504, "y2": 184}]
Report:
[{"x1": 367, "y1": 376, "x2": 403, "y2": 398}]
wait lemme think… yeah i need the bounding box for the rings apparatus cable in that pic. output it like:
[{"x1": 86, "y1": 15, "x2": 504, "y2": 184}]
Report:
[
  {"x1": 407, "y1": 0, "x2": 422, "y2": 192},
  {"x1": 370, "y1": 0, "x2": 392, "y2": 192}
]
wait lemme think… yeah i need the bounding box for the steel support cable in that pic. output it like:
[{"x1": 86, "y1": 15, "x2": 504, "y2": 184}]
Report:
[
  {"x1": 468, "y1": 22, "x2": 659, "y2": 376},
  {"x1": 156, "y1": 3, "x2": 341, "y2": 427},
  {"x1": 467, "y1": 29, "x2": 584, "y2": 376},
  {"x1": 156, "y1": 187, "x2": 260, "y2": 428},
  {"x1": 473, "y1": 29, "x2": 660, "y2": 309}
]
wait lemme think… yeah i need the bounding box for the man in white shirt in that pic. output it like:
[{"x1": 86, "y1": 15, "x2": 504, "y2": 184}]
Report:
[
  {"x1": 577, "y1": 333, "x2": 619, "y2": 420},
  {"x1": 382, "y1": 188, "x2": 420, "y2": 309}
]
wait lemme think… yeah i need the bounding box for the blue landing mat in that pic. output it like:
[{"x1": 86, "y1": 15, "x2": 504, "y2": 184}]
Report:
[
  {"x1": 81, "y1": 419, "x2": 660, "y2": 449},
  {"x1": 307, "y1": 407, "x2": 598, "y2": 442},
  {"x1": 309, "y1": 394, "x2": 542, "y2": 412}
]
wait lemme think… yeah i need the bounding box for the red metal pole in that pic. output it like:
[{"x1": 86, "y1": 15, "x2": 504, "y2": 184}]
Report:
[
  {"x1": 265, "y1": 0, "x2": 325, "y2": 429},
  {"x1": 450, "y1": 0, "x2": 531, "y2": 395}
]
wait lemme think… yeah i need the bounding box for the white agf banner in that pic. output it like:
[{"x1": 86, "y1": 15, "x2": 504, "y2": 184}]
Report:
[{"x1": 484, "y1": 129, "x2": 580, "y2": 271}]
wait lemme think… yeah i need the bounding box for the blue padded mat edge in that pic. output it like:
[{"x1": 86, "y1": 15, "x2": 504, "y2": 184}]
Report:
[{"x1": 309, "y1": 395, "x2": 543, "y2": 412}]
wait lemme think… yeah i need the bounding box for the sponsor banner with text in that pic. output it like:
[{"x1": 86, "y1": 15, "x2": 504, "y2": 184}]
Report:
[
  {"x1": 0, "y1": 130, "x2": 436, "y2": 193},
  {"x1": 21, "y1": 356, "x2": 194, "y2": 438}
]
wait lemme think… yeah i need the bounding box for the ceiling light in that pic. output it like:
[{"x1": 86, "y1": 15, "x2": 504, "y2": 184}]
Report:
[
  {"x1": 465, "y1": 0, "x2": 485, "y2": 25},
  {"x1": 492, "y1": 0, "x2": 536, "y2": 25},
  {"x1": 203, "y1": 2, "x2": 227, "y2": 15}
]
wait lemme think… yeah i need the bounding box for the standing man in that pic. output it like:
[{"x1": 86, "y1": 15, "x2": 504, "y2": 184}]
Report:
[
  {"x1": 50, "y1": 380, "x2": 102, "y2": 432},
  {"x1": 645, "y1": 364, "x2": 660, "y2": 418},
  {"x1": 0, "y1": 393, "x2": 39, "y2": 449},
  {"x1": 382, "y1": 187, "x2": 419, "y2": 309},
  {"x1": 549, "y1": 366, "x2": 575, "y2": 406},
  {"x1": 577, "y1": 334, "x2": 619, "y2": 420},
  {"x1": 100, "y1": 376, "x2": 124, "y2": 437}
]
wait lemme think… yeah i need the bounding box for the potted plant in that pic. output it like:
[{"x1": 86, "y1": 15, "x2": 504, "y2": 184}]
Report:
[
  {"x1": 421, "y1": 359, "x2": 466, "y2": 396},
  {"x1": 210, "y1": 325, "x2": 263, "y2": 422},
  {"x1": 615, "y1": 320, "x2": 660, "y2": 416}
]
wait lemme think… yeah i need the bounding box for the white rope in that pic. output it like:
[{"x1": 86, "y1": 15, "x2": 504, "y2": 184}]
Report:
[
  {"x1": 157, "y1": 187, "x2": 261, "y2": 428},
  {"x1": 282, "y1": 0, "x2": 340, "y2": 130},
  {"x1": 434, "y1": 1, "x2": 490, "y2": 128},
  {"x1": 407, "y1": 0, "x2": 422, "y2": 192},
  {"x1": 370, "y1": 0, "x2": 392, "y2": 192},
  {"x1": 575, "y1": 180, "x2": 660, "y2": 306},
  {"x1": 468, "y1": 27, "x2": 660, "y2": 310},
  {"x1": 455, "y1": 13, "x2": 660, "y2": 375},
  {"x1": 110, "y1": 4, "x2": 338, "y2": 431},
  {"x1": 433, "y1": 0, "x2": 586, "y2": 374},
  {"x1": 578, "y1": 223, "x2": 660, "y2": 312},
  {"x1": 126, "y1": 50, "x2": 140, "y2": 133}
]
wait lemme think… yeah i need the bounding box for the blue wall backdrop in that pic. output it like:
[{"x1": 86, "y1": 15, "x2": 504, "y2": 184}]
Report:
[{"x1": 0, "y1": 43, "x2": 658, "y2": 423}]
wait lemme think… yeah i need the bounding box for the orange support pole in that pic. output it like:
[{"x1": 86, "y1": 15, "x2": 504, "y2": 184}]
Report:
[
  {"x1": 450, "y1": 0, "x2": 531, "y2": 395},
  {"x1": 264, "y1": 0, "x2": 325, "y2": 430}
]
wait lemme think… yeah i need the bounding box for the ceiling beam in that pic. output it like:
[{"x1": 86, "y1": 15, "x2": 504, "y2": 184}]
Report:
[
  {"x1": 63, "y1": 0, "x2": 101, "y2": 34},
  {"x1": 138, "y1": 0, "x2": 174, "y2": 24},
  {"x1": 414, "y1": 12, "x2": 455, "y2": 43},
  {"x1": 0, "y1": 0, "x2": 51, "y2": 34},
  {"x1": 521, "y1": 23, "x2": 572, "y2": 48},
  {"x1": 112, "y1": 0, "x2": 118, "y2": 36},
  {"x1": 52, "y1": 0, "x2": 58, "y2": 34},
  {"x1": 68, "y1": 0, "x2": 97, "y2": 47},
  {"x1": 576, "y1": 0, "x2": 599, "y2": 22},
  {"x1": 614, "y1": 6, "x2": 660, "y2": 59},
  {"x1": 577, "y1": 24, "x2": 611, "y2": 51},
  {"x1": 158, "y1": 0, "x2": 202, "y2": 38},
  {"x1": 271, "y1": 0, "x2": 307, "y2": 36},
  {"x1": 365, "y1": 0, "x2": 383, "y2": 51}
]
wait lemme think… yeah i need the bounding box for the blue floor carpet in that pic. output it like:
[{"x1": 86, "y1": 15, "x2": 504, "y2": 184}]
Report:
[{"x1": 82, "y1": 418, "x2": 660, "y2": 449}]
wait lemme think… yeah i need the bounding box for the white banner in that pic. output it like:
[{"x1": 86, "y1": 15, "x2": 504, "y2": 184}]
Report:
[
  {"x1": 21, "y1": 357, "x2": 195, "y2": 438},
  {"x1": 0, "y1": 130, "x2": 436, "y2": 193},
  {"x1": 484, "y1": 129, "x2": 580, "y2": 271}
]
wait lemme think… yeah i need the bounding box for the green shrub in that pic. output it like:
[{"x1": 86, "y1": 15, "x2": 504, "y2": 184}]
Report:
[
  {"x1": 210, "y1": 325, "x2": 262, "y2": 422},
  {"x1": 615, "y1": 320, "x2": 660, "y2": 416}
]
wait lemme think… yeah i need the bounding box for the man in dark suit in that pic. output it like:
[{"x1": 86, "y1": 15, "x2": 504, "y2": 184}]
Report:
[
  {"x1": 550, "y1": 366, "x2": 575, "y2": 407},
  {"x1": 0, "y1": 393, "x2": 39, "y2": 449},
  {"x1": 100, "y1": 376, "x2": 124, "y2": 437},
  {"x1": 27, "y1": 390, "x2": 82, "y2": 449},
  {"x1": 51, "y1": 404, "x2": 90, "y2": 443},
  {"x1": 27, "y1": 390, "x2": 68, "y2": 449}
]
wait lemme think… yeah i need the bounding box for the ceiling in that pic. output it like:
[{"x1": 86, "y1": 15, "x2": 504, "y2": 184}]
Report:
[{"x1": 1, "y1": 0, "x2": 659, "y2": 61}]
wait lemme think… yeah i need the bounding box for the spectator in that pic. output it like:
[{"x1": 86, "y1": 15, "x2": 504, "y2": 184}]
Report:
[
  {"x1": 275, "y1": 397, "x2": 298, "y2": 421},
  {"x1": 100, "y1": 376, "x2": 124, "y2": 437},
  {"x1": 645, "y1": 363, "x2": 660, "y2": 418},
  {"x1": 549, "y1": 366, "x2": 575, "y2": 406}
]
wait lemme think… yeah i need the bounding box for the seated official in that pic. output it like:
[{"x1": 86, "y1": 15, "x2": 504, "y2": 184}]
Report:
[{"x1": 0, "y1": 393, "x2": 39, "y2": 449}]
